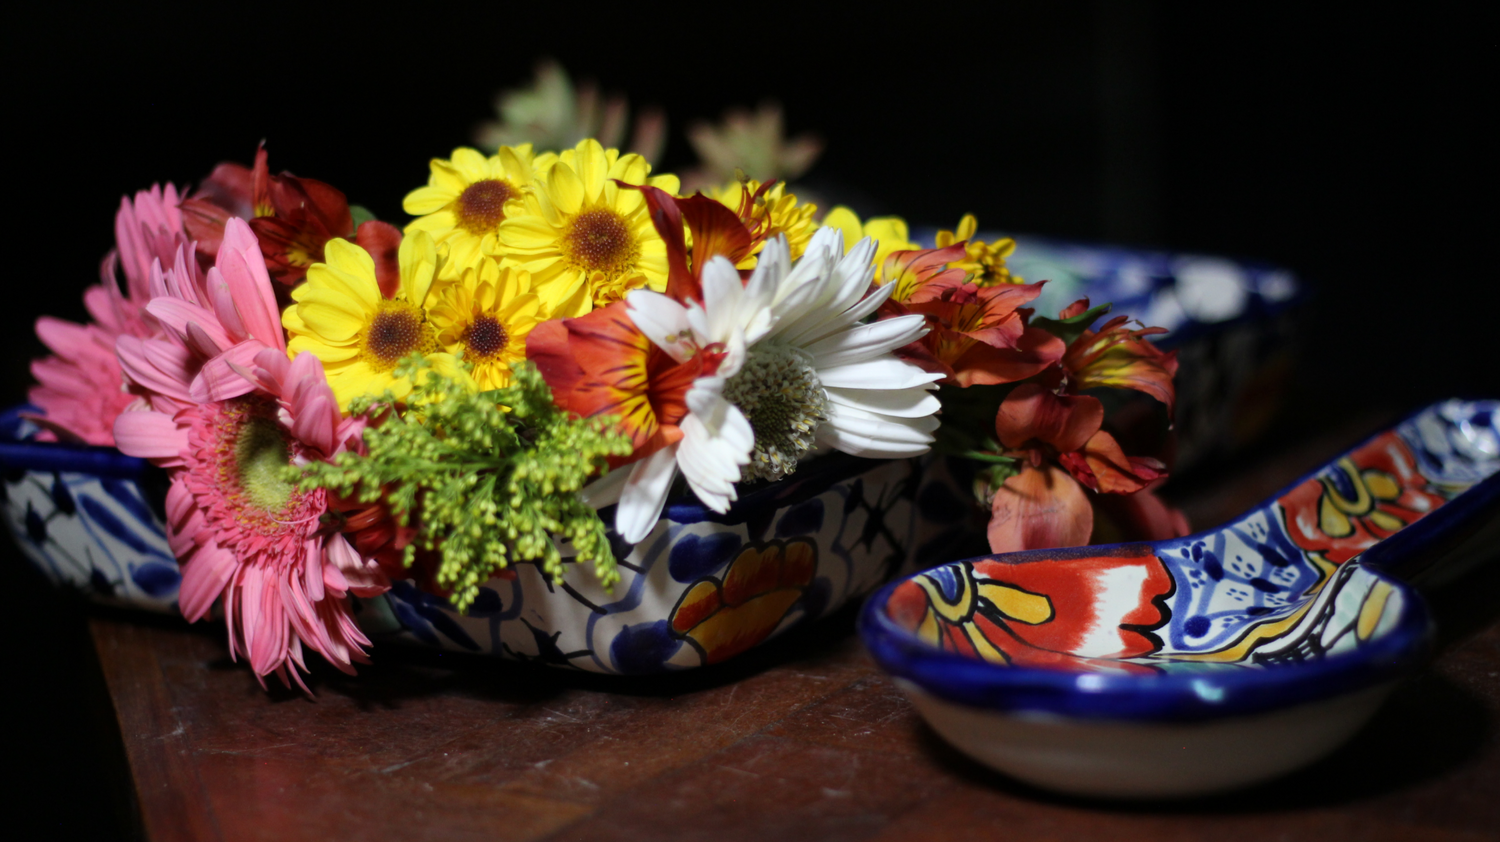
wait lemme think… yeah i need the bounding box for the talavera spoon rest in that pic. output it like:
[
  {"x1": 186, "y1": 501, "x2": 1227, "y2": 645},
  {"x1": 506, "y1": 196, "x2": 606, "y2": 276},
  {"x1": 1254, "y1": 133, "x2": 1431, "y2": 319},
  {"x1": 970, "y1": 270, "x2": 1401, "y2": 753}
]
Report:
[{"x1": 861, "y1": 399, "x2": 1500, "y2": 798}]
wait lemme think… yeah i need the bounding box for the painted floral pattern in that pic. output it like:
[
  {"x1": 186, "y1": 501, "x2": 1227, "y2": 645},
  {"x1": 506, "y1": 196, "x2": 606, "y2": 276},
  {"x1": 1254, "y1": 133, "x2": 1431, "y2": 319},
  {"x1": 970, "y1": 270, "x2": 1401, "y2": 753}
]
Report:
[
  {"x1": 1278, "y1": 431, "x2": 1449, "y2": 565},
  {"x1": 669, "y1": 538, "x2": 816, "y2": 664},
  {"x1": 886, "y1": 546, "x2": 1172, "y2": 672}
]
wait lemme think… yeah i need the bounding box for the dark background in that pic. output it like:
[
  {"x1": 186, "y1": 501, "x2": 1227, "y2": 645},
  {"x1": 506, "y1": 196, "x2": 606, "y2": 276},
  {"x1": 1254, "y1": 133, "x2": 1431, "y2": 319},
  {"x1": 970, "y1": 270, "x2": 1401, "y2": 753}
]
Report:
[{"x1": 3, "y1": 3, "x2": 1495, "y2": 837}]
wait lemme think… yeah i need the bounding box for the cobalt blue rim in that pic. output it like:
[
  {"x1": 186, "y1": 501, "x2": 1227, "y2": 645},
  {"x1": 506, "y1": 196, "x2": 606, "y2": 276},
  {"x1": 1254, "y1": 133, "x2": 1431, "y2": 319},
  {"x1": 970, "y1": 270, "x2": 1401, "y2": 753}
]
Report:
[
  {"x1": 0, "y1": 405, "x2": 152, "y2": 479},
  {"x1": 859, "y1": 567, "x2": 1432, "y2": 723}
]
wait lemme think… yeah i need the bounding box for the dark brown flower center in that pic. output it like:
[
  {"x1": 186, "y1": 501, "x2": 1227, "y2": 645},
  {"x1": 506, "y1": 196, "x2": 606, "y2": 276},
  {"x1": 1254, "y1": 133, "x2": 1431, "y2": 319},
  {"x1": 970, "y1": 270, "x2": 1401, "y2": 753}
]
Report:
[
  {"x1": 362, "y1": 303, "x2": 434, "y2": 371},
  {"x1": 455, "y1": 179, "x2": 514, "y2": 234},
  {"x1": 564, "y1": 208, "x2": 637, "y2": 277},
  {"x1": 461, "y1": 315, "x2": 509, "y2": 361}
]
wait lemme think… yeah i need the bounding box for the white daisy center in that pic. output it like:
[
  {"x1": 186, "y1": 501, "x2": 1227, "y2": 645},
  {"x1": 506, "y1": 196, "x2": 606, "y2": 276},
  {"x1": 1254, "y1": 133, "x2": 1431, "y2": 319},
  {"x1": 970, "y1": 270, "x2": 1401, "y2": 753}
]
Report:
[{"x1": 723, "y1": 344, "x2": 829, "y2": 482}]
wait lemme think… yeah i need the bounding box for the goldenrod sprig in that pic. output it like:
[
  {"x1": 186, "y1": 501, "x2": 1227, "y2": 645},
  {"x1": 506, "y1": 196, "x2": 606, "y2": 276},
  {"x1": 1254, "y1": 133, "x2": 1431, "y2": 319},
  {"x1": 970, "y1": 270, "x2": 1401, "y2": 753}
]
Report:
[{"x1": 298, "y1": 354, "x2": 632, "y2": 612}]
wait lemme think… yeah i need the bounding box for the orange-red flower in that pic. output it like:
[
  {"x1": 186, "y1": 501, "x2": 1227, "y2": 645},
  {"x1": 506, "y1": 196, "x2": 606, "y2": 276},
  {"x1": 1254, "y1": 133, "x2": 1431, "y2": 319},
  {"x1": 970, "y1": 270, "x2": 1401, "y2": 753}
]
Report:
[
  {"x1": 526, "y1": 300, "x2": 722, "y2": 467},
  {"x1": 1059, "y1": 299, "x2": 1179, "y2": 415},
  {"x1": 988, "y1": 383, "x2": 1177, "y2": 552},
  {"x1": 627, "y1": 183, "x2": 757, "y2": 304},
  {"x1": 181, "y1": 145, "x2": 402, "y2": 295},
  {"x1": 879, "y1": 246, "x2": 1064, "y2": 387}
]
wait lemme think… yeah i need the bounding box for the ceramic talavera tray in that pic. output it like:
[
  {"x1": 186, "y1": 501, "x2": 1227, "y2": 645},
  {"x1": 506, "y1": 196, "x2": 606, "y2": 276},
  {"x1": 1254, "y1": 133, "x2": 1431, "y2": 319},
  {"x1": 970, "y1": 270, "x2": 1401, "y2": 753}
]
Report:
[
  {"x1": 1, "y1": 405, "x2": 980, "y2": 674},
  {"x1": 861, "y1": 398, "x2": 1500, "y2": 796}
]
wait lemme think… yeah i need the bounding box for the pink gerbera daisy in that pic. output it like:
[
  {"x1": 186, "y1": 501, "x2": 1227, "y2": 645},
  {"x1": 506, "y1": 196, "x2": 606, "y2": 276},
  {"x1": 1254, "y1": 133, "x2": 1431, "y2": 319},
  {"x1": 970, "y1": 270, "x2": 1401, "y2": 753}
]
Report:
[
  {"x1": 29, "y1": 185, "x2": 189, "y2": 443},
  {"x1": 114, "y1": 218, "x2": 393, "y2": 688}
]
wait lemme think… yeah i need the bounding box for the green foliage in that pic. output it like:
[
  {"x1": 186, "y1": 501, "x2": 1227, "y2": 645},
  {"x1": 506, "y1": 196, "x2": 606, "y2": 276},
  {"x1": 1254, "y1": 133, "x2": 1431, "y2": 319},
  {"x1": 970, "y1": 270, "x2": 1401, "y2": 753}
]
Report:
[
  {"x1": 929, "y1": 386, "x2": 1021, "y2": 507},
  {"x1": 1030, "y1": 302, "x2": 1111, "y2": 347},
  {"x1": 349, "y1": 205, "x2": 378, "y2": 228},
  {"x1": 298, "y1": 355, "x2": 633, "y2": 612}
]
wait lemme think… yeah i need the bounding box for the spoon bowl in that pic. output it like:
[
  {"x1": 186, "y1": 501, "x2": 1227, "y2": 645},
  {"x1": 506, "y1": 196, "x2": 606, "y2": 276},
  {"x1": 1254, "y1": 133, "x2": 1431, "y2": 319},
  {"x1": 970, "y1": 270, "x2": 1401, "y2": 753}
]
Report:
[{"x1": 861, "y1": 399, "x2": 1500, "y2": 798}]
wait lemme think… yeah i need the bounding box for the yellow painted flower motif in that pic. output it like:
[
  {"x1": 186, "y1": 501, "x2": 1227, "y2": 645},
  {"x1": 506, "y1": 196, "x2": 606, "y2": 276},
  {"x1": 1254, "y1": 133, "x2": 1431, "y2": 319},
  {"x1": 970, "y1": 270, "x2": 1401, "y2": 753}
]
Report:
[
  {"x1": 402, "y1": 145, "x2": 539, "y2": 277},
  {"x1": 709, "y1": 178, "x2": 819, "y2": 265},
  {"x1": 283, "y1": 232, "x2": 450, "y2": 410},
  {"x1": 935, "y1": 214, "x2": 1023, "y2": 286},
  {"x1": 820, "y1": 206, "x2": 918, "y2": 281},
  {"x1": 495, "y1": 139, "x2": 679, "y2": 316},
  {"x1": 427, "y1": 257, "x2": 567, "y2": 391}
]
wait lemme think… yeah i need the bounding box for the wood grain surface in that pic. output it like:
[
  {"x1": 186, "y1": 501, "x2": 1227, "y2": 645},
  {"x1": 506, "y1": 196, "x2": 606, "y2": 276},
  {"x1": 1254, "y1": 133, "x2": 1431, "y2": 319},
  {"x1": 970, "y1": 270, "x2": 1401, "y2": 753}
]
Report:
[{"x1": 85, "y1": 413, "x2": 1500, "y2": 841}]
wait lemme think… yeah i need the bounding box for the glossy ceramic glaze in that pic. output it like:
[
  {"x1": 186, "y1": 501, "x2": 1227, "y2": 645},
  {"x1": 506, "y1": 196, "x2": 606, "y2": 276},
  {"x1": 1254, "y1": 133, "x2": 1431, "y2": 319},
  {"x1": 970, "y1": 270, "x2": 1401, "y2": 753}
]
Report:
[
  {"x1": 1, "y1": 405, "x2": 980, "y2": 674},
  {"x1": 862, "y1": 399, "x2": 1500, "y2": 797}
]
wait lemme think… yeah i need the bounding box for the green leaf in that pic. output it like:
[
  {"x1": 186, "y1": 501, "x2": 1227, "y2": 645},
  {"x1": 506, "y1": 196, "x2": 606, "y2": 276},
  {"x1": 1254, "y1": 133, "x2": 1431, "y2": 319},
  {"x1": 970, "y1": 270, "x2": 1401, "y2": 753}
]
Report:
[
  {"x1": 1031, "y1": 303, "x2": 1111, "y2": 347},
  {"x1": 349, "y1": 205, "x2": 378, "y2": 228}
]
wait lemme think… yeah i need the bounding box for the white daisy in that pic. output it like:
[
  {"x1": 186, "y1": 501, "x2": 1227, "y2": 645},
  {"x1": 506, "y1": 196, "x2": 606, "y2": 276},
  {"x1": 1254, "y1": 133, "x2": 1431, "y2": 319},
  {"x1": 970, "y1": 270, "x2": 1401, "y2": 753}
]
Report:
[
  {"x1": 734, "y1": 227, "x2": 942, "y2": 479},
  {"x1": 599, "y1": 227, "x2": 941, "y2": 542},
  {"x1": 607, "y1": 267, "x2": 767, "y2": 541}
]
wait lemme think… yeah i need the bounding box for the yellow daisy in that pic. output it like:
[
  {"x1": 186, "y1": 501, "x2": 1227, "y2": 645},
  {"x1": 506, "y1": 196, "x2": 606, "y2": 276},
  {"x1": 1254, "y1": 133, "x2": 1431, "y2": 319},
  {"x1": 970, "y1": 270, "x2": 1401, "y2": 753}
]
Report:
[
  {"x1": 402, "y1": 145, "x2": 539, "y2": 276},
  {"x1": 935, "y1": 214, "x2": 1023, "y2": 286},
  {"x1": 495, "y1": 138, "x2": 679, "y2": 316},
  {"x1": 283, "y1": 232, "x2": 449, "y2": 410},
  {"x1": 427, "y1": 257, "x2": 565, "y2": 391},
  {"x1": 709, "y1": 178, "x2": 819, "y2": 265},
  {"x1": 820, "y1": 206, "x2": 919, "y2": 282}
]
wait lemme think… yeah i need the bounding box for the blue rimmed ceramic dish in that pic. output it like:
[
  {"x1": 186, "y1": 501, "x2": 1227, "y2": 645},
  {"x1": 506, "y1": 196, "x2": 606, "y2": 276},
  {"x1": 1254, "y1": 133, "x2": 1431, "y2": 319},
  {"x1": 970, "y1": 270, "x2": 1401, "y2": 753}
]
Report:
[
  {"x1": 1, "y1": 404, "x2": 981, "y2": 674},
  {"x1": 861, "y1": 399, "x2": 1500, "y2": 797}
]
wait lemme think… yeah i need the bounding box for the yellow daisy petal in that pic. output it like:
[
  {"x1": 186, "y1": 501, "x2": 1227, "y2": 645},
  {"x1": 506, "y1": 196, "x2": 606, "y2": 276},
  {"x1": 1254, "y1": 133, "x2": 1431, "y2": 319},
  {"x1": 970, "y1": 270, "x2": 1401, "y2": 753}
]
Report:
[{"x1": 404, "y1": 185, "x2": 455, "y2": 216}]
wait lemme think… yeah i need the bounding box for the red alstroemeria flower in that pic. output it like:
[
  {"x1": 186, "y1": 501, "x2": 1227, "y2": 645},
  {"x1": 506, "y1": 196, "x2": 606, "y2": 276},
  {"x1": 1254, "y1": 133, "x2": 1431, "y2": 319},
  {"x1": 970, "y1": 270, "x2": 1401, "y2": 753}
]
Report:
[
  {"x1": 1059, "y1": 298, "x2": 1179, "y2": 416},
  {"x1": 988, "y1": 383, "x2": 1176, "y2": 552},
  {"x1": 526, "y1": 300, "x2": 724, "y2": 469},
  {"x1": 181, "y1": 145, "x2": 402, "y2": 294},
  {"x1": 628, "y1": 183, "x2": 756, "y2": 304},
  {"x1": 880, "y1": 243, "x2": 969, "y2": 304},
  {"x1": 881, "y1": 268, "x2": 1064, "y2": 387}
]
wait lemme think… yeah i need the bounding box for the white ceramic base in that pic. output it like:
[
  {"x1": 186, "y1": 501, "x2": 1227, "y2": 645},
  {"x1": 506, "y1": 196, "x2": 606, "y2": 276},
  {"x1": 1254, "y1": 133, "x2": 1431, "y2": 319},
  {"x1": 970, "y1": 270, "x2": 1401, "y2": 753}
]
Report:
[{"x1": 895, "y1": 678, "x2": 1394, "y2": 798}]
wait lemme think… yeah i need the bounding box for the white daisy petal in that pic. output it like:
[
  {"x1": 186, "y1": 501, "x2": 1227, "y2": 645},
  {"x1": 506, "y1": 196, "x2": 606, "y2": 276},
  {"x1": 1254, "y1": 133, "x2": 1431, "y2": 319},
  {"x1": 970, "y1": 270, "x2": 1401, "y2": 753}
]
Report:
[
  {"x1": 826, "y1": 386, "x2": 943, "y2": 419},
  {"x1": 700, "y1": 256, "x2": 744, "y2": 342},
  {"x1": 826, "y1": 402, "x2": 940, "y2": 443},
  {"x1": 817, "y1": 358, "x2": 946, "y2": 390},
  {"x1": 616, "y1": 446, "x2": 679, "y2": 543},
  {"x1": 814, "y1": 423, "x2": 934, "y2": 459},
  {"x1": 801, "y1": 314, "x2": 927, "y2": 368},
  {"x1": 840, "y1": 275, "x2": 897, "y2": 324},
  {"x1": 678, "y1": 410, "x2": 750, "y2": 511},
  {"x1": 626, "y1": 290, "x2": 695, "y2": 363}
]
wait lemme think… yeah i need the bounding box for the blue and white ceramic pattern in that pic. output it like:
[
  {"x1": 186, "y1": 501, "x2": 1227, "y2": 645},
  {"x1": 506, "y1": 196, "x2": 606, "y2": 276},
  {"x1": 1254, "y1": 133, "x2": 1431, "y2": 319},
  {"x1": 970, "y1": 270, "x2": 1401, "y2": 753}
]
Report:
[
  {"x1": 1, "y1": 404, "x2": 979, "y2": 673},
  {"x1": 358, "y1": 453, "x2": 975, "y2": 673},
  {"x1": 861, "y1": 399, "x2": 1499, "y2": 797},
  {"x1": 0, "y1": 407, "x2": 178, "y2": 610}
]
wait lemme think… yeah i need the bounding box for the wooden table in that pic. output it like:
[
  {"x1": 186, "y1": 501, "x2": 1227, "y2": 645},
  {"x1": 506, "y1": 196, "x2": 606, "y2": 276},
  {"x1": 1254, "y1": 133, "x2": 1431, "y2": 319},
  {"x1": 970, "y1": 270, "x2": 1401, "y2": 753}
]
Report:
[{"x1": 46, "y1": 416, "x2": 1500, "y2": 840}]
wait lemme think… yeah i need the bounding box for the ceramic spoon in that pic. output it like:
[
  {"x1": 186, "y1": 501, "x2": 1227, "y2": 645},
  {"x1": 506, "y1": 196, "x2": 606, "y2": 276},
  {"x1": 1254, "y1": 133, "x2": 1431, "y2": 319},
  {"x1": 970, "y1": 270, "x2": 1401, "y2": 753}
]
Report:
[{"x1": 860, "y1": 399, "x2": 1500, "y2": 798}]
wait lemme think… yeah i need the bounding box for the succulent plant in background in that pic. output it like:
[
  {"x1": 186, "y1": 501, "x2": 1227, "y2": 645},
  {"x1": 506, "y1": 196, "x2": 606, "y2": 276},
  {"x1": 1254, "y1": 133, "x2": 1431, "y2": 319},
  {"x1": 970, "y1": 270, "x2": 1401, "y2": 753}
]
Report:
[
  {"x1": 680, "y1": 102, "x2": 823, "y2": 194},
  {"x1": 474, "y1": 60, "x2": 666, "y2": 167}
]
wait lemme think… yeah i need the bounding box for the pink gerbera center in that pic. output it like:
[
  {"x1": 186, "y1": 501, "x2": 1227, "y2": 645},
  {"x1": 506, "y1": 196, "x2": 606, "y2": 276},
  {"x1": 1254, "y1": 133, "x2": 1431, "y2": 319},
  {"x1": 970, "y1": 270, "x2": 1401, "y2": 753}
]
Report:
[
  {"x1": 183, "y1": 397, "x2": 323, "y2": 550},
  {"x1": 563, "y1": 208, "x2": 639, "y2": 280},
  {"x1": 455, "y1": 179, "x2": 514, "y2": 235}
]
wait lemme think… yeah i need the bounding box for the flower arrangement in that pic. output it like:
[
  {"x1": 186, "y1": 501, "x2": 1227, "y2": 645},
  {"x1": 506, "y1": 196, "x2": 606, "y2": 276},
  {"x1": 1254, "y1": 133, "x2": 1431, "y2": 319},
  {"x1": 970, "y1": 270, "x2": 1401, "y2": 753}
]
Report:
[{"x1": 22, "y1": 79, "x2": 1184, "y2": 688}]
